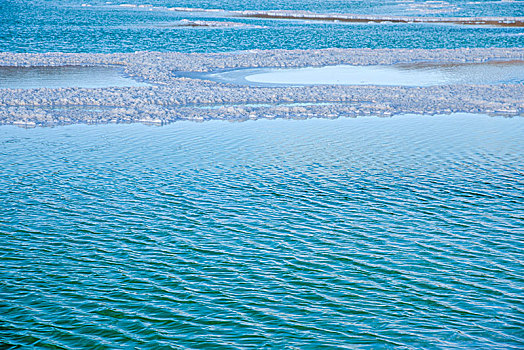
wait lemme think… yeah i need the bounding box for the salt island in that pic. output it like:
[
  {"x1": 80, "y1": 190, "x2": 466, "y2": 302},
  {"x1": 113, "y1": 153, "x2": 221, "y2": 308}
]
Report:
[{"x1": 0, "y1": 48, "x2": 523, "y2": 126}]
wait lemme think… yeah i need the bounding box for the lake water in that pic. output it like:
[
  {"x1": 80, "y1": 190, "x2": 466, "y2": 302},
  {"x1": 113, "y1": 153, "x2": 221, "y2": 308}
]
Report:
[
  {"x1": 1, "y1": 114, "x2": 523, "y2": 348},
  {"x1": 1, "y1": 0, "x2": 524, "y2": 348},
  {"x1": 204, "y1": 62, "x2": 524, "y2": 86},
  {"x1": 1, "y1": 0, "x2": 523, "y2": 53},
  {"x1": 0, "y1": 66, "x2": 150, "y2": 89}
]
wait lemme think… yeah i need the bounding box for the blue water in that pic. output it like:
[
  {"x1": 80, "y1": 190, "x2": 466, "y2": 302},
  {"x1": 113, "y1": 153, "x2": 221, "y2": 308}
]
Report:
[
  {"x1": 1, "y1": 0, "x2": 523, "y2": 53},
  {"x1": 2, "y1": 0, "x2": 524, "y2": 348},
  {"x1": 1, "y1": 114, "x2": 523, "y2": 348}
]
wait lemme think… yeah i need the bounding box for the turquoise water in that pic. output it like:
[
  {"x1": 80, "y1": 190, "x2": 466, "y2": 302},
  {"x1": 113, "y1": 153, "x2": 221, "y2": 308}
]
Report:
[
  {"x1": 1, "y1": 115, "x2": 523, "y2": 348},
  {"x1": 1, "y1": 0, "x2": 524, "y2": 348},
  {"x1": 1, "y1": 0, "x2": 523, "y2": 53}
]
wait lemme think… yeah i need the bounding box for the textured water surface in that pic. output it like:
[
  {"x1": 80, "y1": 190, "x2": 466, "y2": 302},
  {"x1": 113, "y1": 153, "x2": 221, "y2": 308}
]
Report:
[
  {"x1": 1, "y1": 114, "x2": 523, "y2": 349},
  {"x1": 1, "y1": 0, "x2": 523, "y2": 53}
]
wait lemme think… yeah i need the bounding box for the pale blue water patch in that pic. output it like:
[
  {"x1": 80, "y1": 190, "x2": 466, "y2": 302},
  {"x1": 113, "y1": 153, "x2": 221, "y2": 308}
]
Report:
[
  {"x1": 203, "y1": 62, "x2": 524, "y2": 86},
  {"x1": 0, "y1": 66, "x2": 150, "y2": 89},
  {"x1": 0, "y1": 114, "x2": 523, "y2": 348}
]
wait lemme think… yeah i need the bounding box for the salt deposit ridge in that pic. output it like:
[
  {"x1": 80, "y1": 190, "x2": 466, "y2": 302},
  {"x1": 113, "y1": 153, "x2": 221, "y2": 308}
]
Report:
[
  {"x1": 236, "y1": 10, "x2": 524, "y2": 28},
  {"x1": 0, "y1": 48, "x2": 523, "y2": 126},
  {"x1": 112, "y1": 4, "x2": 524, "y2": 28}
]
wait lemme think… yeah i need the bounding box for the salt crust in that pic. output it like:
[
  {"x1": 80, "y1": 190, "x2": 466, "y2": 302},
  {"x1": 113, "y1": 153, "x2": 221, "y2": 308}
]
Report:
[{"x1": 0, "y1": 48, "x2": 523, "y2": 126}]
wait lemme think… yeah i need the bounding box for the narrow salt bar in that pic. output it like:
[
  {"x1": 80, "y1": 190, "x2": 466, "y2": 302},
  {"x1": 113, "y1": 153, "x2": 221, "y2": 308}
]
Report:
[
  {"x1": 205, "y1": 62, "x2": 524, "y2": 87},
  {"x1": 0, "y1": 66, "x2": 150, "y2": 89}
]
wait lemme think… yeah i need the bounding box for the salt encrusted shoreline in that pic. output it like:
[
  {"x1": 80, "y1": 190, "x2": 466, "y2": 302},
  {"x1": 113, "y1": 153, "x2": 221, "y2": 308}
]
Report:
[
  {"x1": 0, "y1": 48, "x2": 523, "y2": 126},
  {"x1": 109, "y1": 4, "x2": 524, "y2": 28},
  {"x1": 238, "y1": 10, "x2": 524, "y2": 28}
]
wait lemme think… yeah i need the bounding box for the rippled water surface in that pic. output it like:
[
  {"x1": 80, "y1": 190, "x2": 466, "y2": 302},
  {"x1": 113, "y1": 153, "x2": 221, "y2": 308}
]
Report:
[
  {"x1": 1, "y1": 0, "x2": 523, "y2": 53},
  {"x1": 1, "y1": 114, "x2": 523, "y2": 348}
]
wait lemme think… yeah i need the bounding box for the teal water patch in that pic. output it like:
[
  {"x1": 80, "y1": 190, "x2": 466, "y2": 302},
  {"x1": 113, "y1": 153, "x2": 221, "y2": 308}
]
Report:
[
  {"x1": 1, "y1": 0, "x2": 523, "y2": 53},
  {"x1": 0, "y1": 114, "x2": 522, "y2": 348},
  {"x1": 0, "y1": 66, "x2": 150, "y2": 89}
]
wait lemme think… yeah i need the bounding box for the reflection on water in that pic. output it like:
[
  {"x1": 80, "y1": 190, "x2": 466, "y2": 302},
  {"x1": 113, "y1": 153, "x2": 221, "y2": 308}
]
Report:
[
  {"x1": 206, "y1": 61, "x2": 524, "y2": 86},
  {"x1": 0, "y1": 66, "x2": 150, "y2": 89},
  {"x1": 0, "y1": 114, "x2": 523, "y2": 349}
]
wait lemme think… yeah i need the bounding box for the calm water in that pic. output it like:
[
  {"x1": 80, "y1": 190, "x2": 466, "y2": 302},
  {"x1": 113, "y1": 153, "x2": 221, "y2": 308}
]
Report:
[
  {"x1": 1, "y1": 114, "x2": 523, "y2": 348},
  {"x1": 1, "y1": 0, "x2": 523, "y2": 53},
  {"x1": 204, "y1": 62, "x2": 524, "y2": 87},
  {"x1": 0, "y1": 66, "x2": 149, "y2": 89}
]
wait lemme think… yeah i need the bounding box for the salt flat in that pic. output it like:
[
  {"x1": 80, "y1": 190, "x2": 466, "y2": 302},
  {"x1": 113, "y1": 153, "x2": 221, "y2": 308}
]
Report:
[{"x1": 0, "y1": 48, "x2": 523, "y2": 126}]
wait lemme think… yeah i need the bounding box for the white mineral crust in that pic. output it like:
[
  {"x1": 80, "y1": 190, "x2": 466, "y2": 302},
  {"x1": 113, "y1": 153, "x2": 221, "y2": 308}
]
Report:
[{"x1": 0, "y1": 48, "x2": 523, "y2": 126}]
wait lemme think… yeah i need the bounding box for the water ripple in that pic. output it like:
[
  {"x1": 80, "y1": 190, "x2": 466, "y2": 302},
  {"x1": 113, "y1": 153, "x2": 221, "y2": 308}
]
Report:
[{"x1": 0, "y1": 114, "x2": 523, "y2": 349}]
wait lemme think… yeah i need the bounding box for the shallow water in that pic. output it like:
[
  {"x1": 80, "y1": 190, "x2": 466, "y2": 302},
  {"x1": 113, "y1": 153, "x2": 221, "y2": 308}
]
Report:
[
  {"x1": 0, "y1": 66, "x2": 150, "y2": 89},
  {"x1": 205, "y1": 62, "x2": 524, "y2": 86},
  {"x1": 1, "y1": 114, "x2": 523, "y2": 348}
]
